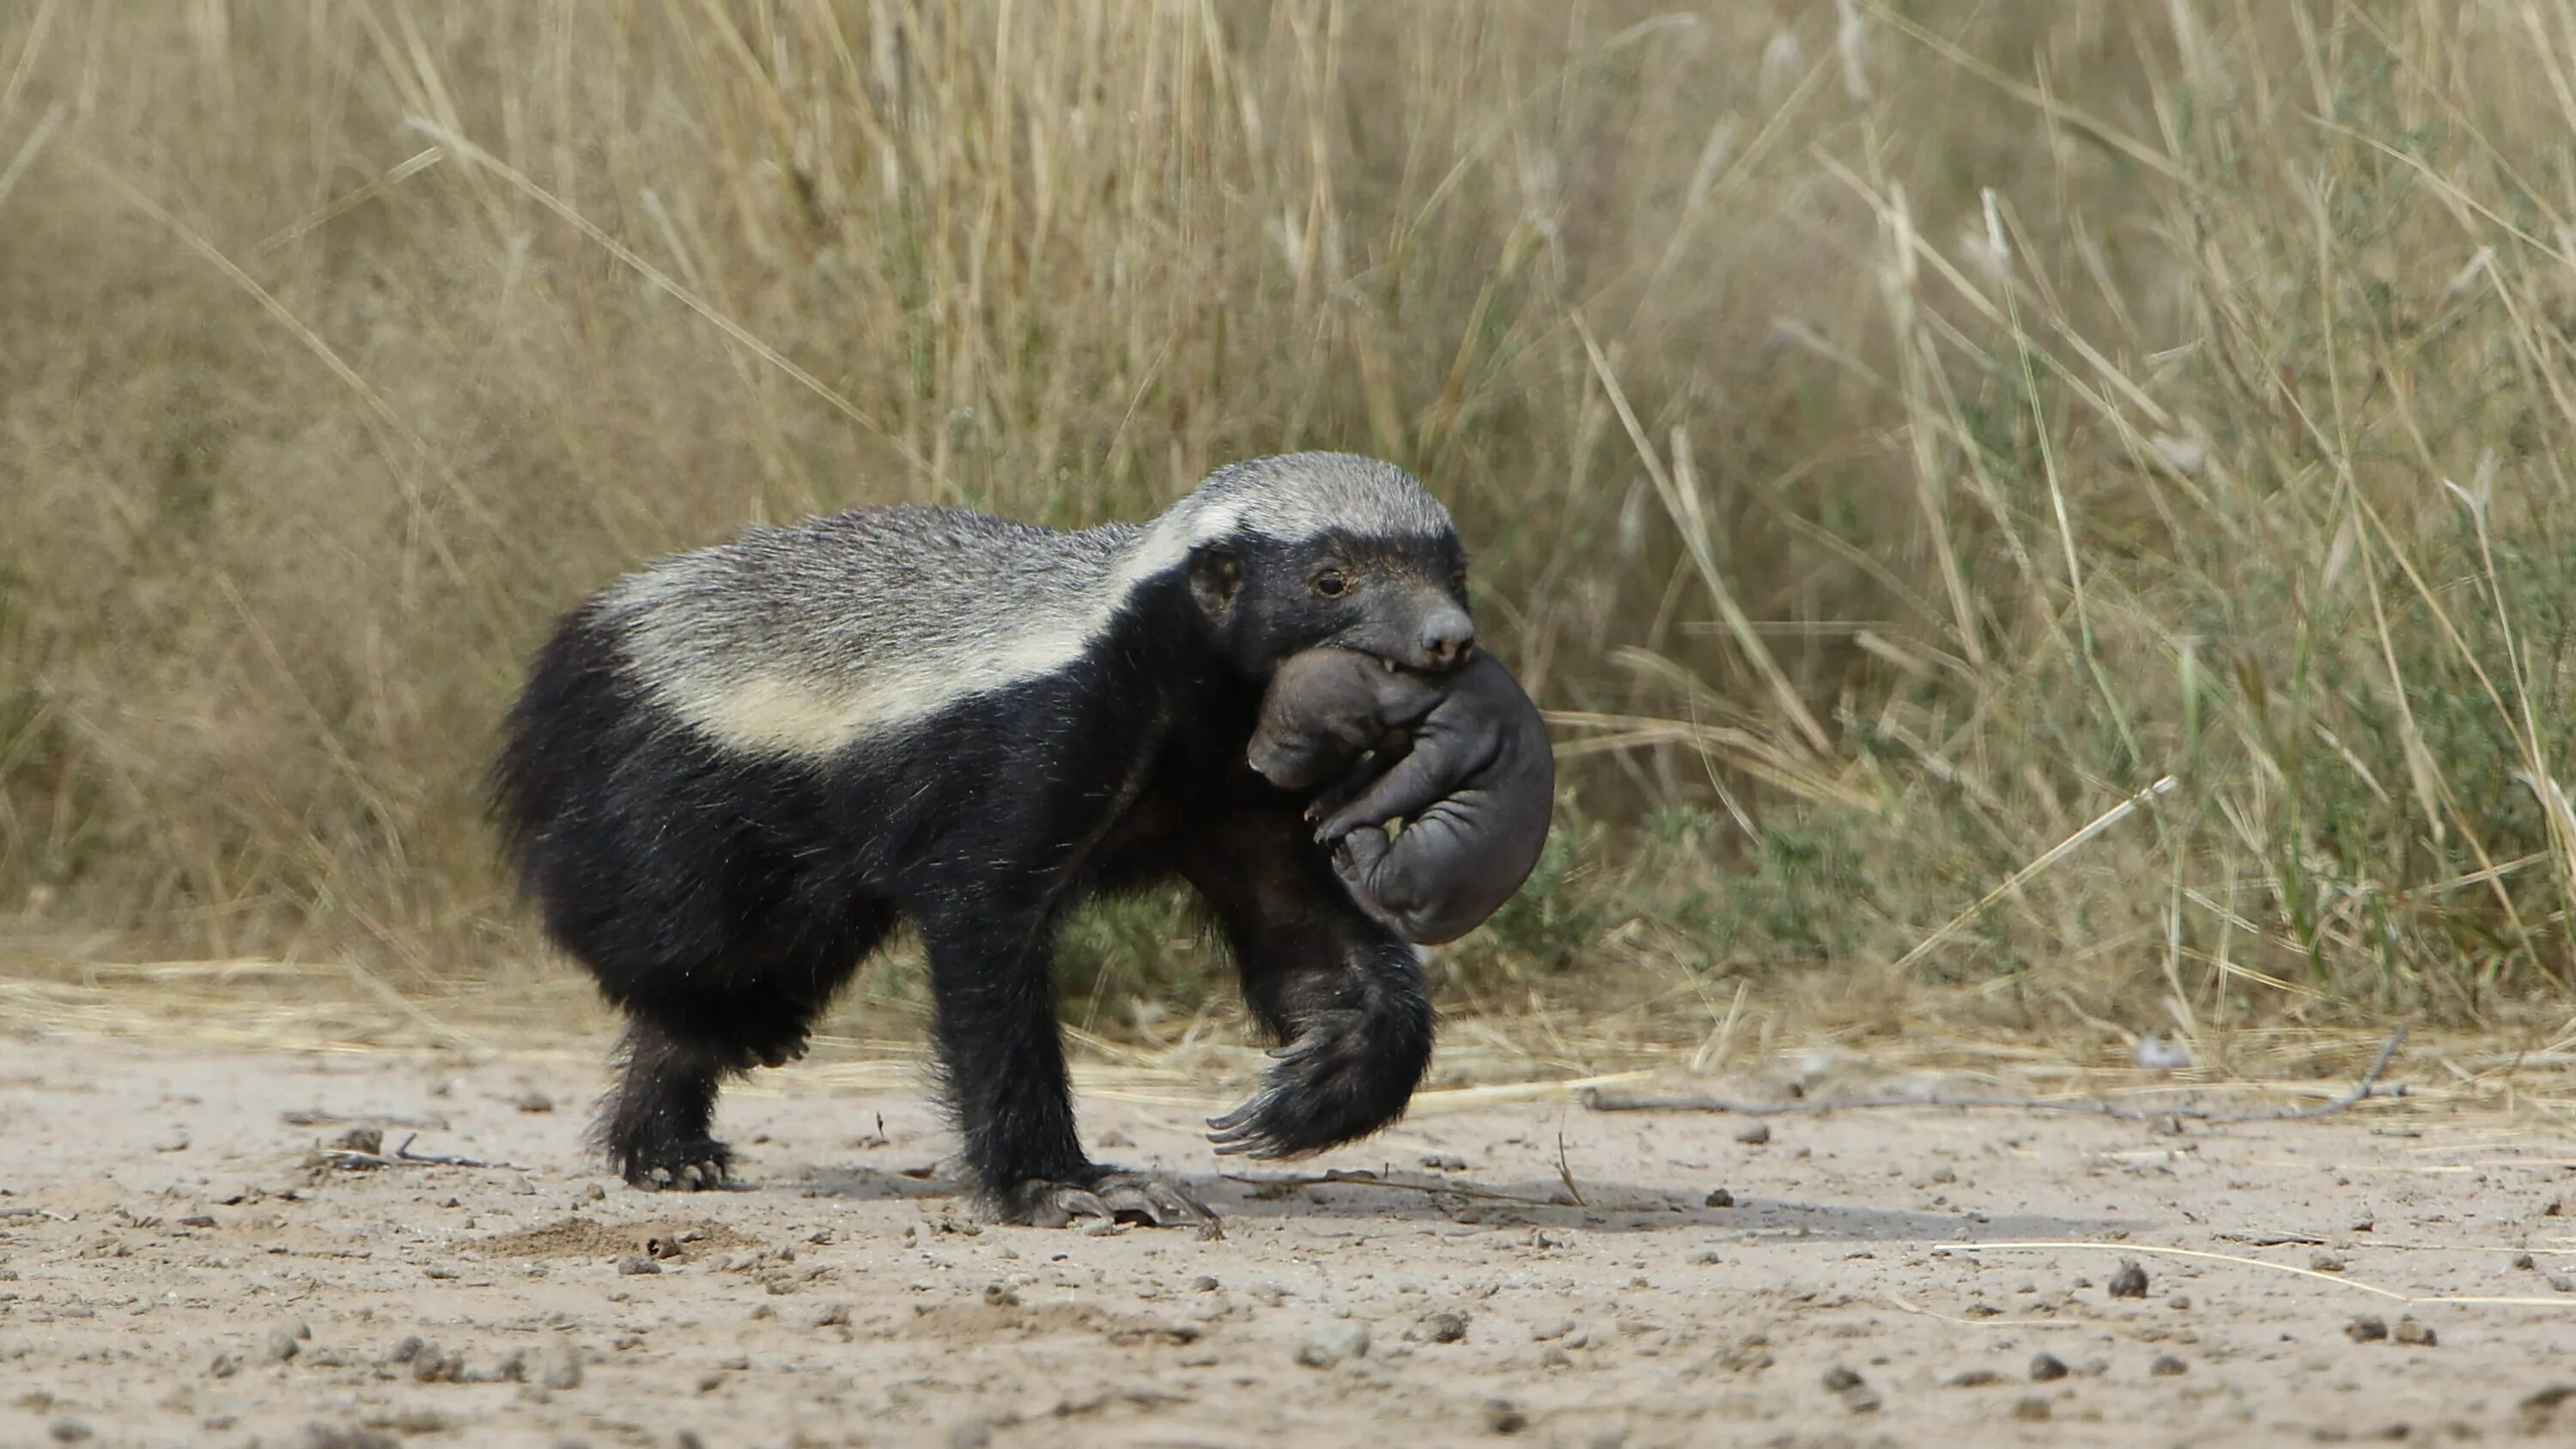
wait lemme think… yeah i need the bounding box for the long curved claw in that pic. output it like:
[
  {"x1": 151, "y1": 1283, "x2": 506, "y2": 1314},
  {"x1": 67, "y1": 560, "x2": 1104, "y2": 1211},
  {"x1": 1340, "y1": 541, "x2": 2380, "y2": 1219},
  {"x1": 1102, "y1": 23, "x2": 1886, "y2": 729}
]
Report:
[
  {"x1": 1020, "y1": 1184, "x2": 1115, "y2": 1229},
  {"x1": 1094, "y1": 1172, "x2": 1224, "y2": 1239}
]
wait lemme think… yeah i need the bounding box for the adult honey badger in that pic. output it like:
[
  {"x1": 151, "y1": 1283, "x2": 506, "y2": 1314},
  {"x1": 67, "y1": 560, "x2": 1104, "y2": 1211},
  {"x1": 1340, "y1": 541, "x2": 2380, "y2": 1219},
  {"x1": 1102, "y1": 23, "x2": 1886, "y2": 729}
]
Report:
[{"x1": 490, "y1": 453, "x2": 1476, "y2": 1227}]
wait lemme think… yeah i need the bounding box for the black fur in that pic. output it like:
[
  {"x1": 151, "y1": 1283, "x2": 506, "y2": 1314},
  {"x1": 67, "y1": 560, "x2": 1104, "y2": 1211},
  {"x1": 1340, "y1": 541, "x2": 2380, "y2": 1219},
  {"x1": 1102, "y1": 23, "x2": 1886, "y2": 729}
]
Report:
[{"x1": 491, "y1": 526, "x2": 1467, "y2": 1219}]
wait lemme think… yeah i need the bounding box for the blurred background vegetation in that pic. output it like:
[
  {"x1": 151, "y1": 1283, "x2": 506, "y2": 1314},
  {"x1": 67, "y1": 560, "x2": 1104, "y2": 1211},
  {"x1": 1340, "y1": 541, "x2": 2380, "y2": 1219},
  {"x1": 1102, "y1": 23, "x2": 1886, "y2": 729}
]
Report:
[{"x1": 3, "y1": 0, "x2": 2573, "y2": 1063}]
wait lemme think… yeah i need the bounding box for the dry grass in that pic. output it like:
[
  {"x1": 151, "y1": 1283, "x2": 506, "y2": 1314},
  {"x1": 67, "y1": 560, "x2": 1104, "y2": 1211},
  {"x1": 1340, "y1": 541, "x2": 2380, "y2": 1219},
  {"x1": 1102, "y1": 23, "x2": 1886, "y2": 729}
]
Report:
[{"x1": 4, "y1": 1, "x2": 2576, "y2": 1076}]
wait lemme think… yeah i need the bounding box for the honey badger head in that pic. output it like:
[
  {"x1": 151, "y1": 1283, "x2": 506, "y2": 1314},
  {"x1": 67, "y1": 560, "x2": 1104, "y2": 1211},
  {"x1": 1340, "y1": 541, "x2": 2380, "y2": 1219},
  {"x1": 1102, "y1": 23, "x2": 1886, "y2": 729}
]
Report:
[{"x1": 1161, "y1": 453, "x2": 1474, "y2": 678}]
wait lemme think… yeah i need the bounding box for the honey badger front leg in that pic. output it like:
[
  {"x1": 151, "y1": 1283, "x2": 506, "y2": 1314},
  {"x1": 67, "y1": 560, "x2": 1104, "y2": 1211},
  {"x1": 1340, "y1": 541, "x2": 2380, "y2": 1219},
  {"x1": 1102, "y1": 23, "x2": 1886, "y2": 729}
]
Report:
[{"x1": 1183, "y1": 809, "x2": 1435, "y2": 1158}]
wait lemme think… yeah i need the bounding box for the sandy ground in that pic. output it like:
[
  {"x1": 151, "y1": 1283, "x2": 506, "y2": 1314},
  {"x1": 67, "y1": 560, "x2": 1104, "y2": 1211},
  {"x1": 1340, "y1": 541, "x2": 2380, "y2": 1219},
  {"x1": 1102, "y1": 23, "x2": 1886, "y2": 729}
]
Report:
[{"x1": 3, "y1": 1032, "x2": 2574, "y2": 1449}]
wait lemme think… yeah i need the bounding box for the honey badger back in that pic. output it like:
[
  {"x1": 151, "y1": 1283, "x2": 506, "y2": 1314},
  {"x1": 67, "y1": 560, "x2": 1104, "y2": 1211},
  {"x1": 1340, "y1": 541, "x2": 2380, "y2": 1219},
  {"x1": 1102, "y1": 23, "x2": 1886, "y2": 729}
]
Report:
[{"x1": 490, "y1": 454, "x2": 1474, "y2": 1226}]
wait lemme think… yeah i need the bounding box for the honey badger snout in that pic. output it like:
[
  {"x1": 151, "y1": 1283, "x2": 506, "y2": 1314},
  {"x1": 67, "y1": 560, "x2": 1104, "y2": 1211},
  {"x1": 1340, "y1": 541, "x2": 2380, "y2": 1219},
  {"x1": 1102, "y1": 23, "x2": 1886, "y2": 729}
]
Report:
[
  {"x1": 1365, "y1": 588, "x2": 1473, "y2": 673},
  {"x1": 1418, "y1": 602, "x2": 1474, "y2": 668}
]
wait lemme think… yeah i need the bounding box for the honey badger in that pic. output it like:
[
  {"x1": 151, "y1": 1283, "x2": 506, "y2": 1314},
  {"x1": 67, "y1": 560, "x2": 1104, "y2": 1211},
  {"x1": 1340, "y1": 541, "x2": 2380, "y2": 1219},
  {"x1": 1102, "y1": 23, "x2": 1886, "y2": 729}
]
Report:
[{"x1": 489, "y1": 453, "x2": 1474, "y2": 1227}]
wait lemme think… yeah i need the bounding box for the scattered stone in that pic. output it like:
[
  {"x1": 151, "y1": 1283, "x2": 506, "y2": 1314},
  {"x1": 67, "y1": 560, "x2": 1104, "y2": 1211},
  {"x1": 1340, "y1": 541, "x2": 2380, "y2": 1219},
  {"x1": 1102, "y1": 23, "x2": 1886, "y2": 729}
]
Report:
[
  {"x1": 265, "y1": 1321, "x2": 311, "y2": 1362},
  {"x1": 616, "y1": 1255, "x2": 662, "y2": 1276},
  {"x1": 2512, "y1": 1252, "x2": 2536, "y2": 1270},
  {"x1": 179, "y1": 1214, "x2": 217, "y2": 1228},
  {"x1": 1540, "y1": 1345, "x2": 1573, "y2": 1368},
  {"x1": 2346, "y1": 1316, "x2": 2389, "y2": 1342},
  {"x1": 1735, "y1": 1123, "x2": 1771, "y2": 1146},
  {"x1": 208, "y1": 1352, "x2": 241, "y2": 1379},
  {"x1": 2519, "y1": 1385, "x2": 2576, "y2": 1434},
  {"x1": 300, "y1": 1428, "x2": 396, "y2": 1449},
  {"x1": 2391, "y1": 1317, "x2": 2437, "y2": 1348},
  {"x1": 2013, "y1": 1396, "x2": 2052, "y2": 1422},
  {"x1": 1946, "y1": 1369, "x2": 2002, "y2": 1388},
  {"x1": 1532, "y1": 1317, "x2": 1577, "y2": 1342},
  {"x1": 1424, "y1": 1311, "x2": 1468, "y2": 1344},
  {"x1": 2107, "y1": 1261, "x2": 2150, "y2": 1299},
  {"x1": 541, "y1": 1345, "x2": 584, "y2": 1391},
  {"x1": 408, "y1": 1342, "x2": 465, "y2": 1384},
  {"x1": 1704, "y1": 1188, "x2": 1735, "y2": 1208},
  {"x1": 2149, "y1": 1355, "x2": 2188, "y2": 1377},
  {"x1": 1483, "y1": 1398, "x2": 1528, "y2": 1434},
  {"x1": 2310, "y1": 1252, "x2": 2347, "y2": 1273},
  {"x1": 812, "y1": 1303, "x2": 852, "y2": 1330},
  {"x1": 514, "y1": 1092, "x2": 555, "y2": 1113},
  {"x1": 1420, "y1": 1154, "x2": 1467, "y2": 1172},
  {"x1": 2030, "y1": 1352, "x2": 2069, "y2": 1382},
  {"x1": 582, "y1": 1183, "x2": 607, "y2": 1202},
  {"x1": 2554, "y1": 1275, "x2": 2575, "y2": 1294},
  {"x1": 1821, "y1": 1365, "x2": 1863, "y2": 1392},
  {"x1": 1296, "y1": 1320, "x2": 1370, "y2": 1368},
  {"x1": 2169, "y1": 1294, "x2": 2190, "y2": 1310},
  {"x1": 1839, "y1": 1385, "x2": 1882, "y2": 1415},
  {"x1": 1191, "y1": 1276, "x2": 1220, "y2": 1293},
  {"x1": 48, "y1": 1421, "x2": 92, "y2": 1444}
]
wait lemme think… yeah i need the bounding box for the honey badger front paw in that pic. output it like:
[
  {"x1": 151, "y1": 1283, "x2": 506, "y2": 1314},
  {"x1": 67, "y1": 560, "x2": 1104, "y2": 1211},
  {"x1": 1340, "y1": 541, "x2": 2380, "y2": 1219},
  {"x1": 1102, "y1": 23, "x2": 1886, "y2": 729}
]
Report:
[
  {"x1": 619, "y1": 1138, "x2": 735, "y2": 1191},
  {"x1": 1206, "y1": 1008, "x2": 1427, "y2": 1160},
  {"x1": 1003, "y1": 1170, "x2": 1220, "y2": 1236}
]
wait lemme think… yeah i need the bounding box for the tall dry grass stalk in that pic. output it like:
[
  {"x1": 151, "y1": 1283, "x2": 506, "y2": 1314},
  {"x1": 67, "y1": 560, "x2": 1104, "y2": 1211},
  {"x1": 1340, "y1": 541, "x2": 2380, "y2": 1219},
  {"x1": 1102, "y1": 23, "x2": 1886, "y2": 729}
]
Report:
[{"x1": 3, "y1": 1, "x2": 2572, "y2": 1057}]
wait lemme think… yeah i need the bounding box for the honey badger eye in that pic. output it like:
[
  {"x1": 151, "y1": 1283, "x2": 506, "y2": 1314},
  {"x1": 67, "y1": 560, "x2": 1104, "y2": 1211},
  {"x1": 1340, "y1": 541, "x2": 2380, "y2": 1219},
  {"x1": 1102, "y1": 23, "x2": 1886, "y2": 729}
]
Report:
[{"x1": 1309, "y1": 569, "x2": 1351, "y2": 598}]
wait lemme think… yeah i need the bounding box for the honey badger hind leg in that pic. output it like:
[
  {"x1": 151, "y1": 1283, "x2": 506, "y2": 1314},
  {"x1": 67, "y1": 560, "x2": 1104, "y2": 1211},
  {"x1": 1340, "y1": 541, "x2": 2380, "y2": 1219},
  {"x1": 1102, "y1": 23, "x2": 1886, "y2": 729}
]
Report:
[{"x1": 1184, "y1": 810, "x2": 1436, "y2": 1160}]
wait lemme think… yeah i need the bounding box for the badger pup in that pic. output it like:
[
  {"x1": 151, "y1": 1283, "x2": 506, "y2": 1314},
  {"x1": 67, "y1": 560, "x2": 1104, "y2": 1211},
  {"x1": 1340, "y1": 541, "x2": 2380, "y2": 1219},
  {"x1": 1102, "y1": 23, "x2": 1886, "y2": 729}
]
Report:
[
  {"x1": 1246, "y1": 648, "x2": 1554, "y2": 945},
  {"x1": 491, "y1": 454, "x2": 1474, "y2": 1228}
]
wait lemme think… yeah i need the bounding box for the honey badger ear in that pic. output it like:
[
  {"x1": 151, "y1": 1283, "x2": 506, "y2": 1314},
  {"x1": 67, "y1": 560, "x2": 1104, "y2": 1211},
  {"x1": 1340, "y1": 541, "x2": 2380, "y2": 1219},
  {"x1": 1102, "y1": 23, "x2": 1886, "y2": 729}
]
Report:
[{"x1": 1188, "y1": 545, "x2": 1242, "y2": 624}]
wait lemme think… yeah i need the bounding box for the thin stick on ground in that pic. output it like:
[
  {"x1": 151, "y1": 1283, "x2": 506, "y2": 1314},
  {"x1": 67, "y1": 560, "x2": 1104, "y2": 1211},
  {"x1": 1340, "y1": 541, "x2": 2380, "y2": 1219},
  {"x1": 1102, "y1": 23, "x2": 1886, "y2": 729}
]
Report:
[{"x1": 1583, "y1": 1027, "x2": 2409, "y2": 1123}]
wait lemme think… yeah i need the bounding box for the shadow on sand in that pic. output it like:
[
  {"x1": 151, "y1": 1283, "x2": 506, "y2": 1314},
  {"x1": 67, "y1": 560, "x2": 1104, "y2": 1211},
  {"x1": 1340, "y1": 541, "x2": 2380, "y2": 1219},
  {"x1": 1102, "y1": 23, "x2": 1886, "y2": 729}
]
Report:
[{"x1": 781, "y1": 1163, "x2": 2134, "y2": 1242}]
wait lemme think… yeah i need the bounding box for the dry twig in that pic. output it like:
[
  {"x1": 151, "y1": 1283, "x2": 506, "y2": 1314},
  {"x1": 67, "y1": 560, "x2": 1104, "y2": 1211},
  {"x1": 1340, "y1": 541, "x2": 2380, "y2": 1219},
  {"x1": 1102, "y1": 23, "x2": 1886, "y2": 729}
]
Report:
[{"x1": 1583, "y1": 1028, "x2": 2409, "y2": 1124}]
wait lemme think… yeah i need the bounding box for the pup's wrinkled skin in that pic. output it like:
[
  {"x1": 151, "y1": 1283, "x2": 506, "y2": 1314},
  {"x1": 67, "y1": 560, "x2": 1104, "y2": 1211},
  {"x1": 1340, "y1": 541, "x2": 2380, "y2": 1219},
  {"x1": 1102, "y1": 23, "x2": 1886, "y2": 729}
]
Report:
[{"x1": 1248, "y1": 648, "x2": 1553, "y2": 945}]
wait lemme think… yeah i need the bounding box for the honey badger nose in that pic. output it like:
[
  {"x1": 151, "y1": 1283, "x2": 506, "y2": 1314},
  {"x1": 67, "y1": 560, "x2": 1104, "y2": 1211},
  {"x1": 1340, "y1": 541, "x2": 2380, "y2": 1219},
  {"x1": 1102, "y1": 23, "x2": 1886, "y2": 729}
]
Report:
[{"x1": 1419, "y1": 609, "x2": 1474, "y2": 668}]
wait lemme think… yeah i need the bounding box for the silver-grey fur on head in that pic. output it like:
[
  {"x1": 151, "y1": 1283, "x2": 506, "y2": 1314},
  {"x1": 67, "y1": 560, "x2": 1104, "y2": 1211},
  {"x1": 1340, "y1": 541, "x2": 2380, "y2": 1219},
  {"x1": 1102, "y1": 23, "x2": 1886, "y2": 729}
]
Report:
[{"x1": 597, "y1": 452, "x2": 1455, "y2": 758}]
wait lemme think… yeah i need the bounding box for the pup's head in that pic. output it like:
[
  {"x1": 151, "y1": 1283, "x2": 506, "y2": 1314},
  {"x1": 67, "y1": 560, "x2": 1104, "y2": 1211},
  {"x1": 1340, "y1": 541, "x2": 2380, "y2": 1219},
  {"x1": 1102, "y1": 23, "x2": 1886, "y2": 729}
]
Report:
[
  {"x1": 1247, "y1": 647, "x2": 1446, "y2": 788},
  {"x1": 1167, "y1": 454, "x2": 1475, "y2": 678}
]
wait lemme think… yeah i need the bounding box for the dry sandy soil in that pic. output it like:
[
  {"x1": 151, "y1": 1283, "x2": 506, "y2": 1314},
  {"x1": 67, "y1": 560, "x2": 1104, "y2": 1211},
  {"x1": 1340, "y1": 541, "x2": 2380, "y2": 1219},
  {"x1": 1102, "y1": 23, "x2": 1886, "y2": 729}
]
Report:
[{"x1": 3, "y1": 1031, "x2": 2574, "y2": 1449}]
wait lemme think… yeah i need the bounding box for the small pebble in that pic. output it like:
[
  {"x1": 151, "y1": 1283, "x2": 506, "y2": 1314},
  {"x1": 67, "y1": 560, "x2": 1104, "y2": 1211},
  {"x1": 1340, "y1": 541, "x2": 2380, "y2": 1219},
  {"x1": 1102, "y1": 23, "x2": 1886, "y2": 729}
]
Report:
[
  {"x1": 2346, "y1": 1316, "x2": 2388, "y2": 1342},
  {"x1": 1821, "y1": 1365, "x2": 1864, "y2": 1391},
  {"x1": 2512, "y1": 1252, "x2": 2536, "y2": 1270},
  {"x1": 2150, "y1": 1355, "x2": 2188, "y2": 1377},
  {"x1": 1929, "y1": 1166, "x2": 1957, "y2": 1184},
  {"x1": 1703, "y1": 1188, "x2": 1735, "y2": 1208},
  {"x1": 2030, "y1": 1352, "x2": 2069, "y2": 1382},
  {"x1": 541, "y1": 1345, "x2": 583, "y2": 1391},
  {"x1": 2552, "y1": 1275, "x2": 2575, "y2": 1294},
  {"x1": 1735, "y1": 1123, "x2": 1771, "y2": 1146},
  {"x1": 48, "y1": 1422, "x2": 93, "y2": 1444},
  {"x1": 265, "y1": 1321, "x2": 310, "y2": 1362},
  {"x1": 2392, "y1": 1317, "x2": 2437, "y2": 1348},
  {"x1": 2310, "y1": 1252, "x2": 2347, "y2": 1273},
  {"x1": 1296, "y1": 1320, "x2": 1370, "y2": 1368},
  {"x1": 2107, "y1": 1261, "x2": 2149, "y2": 1299},
  {"x1": 1839, "y1": 1385, "x2": 1882, "y2": 1415},
  {"x1": 1483, "y1": 1398, "x2": 1528, "y2": 1434},
  {"x1": 616, "y1": 1255, "x2": 662, "y2": 1276},
  {"x1": 1192, "y1": 1275, "x2": 1220, "y2": 1293},
  {"x1": 1946, "y1": 1369, "x2": 2002, "y2": 1388},
  {"x1": 1532, "y1": 1317, "x2": 1577, "y2": 1342},
  {"x1": 2013, "y1": 1397, "x2": 2052, "y2": 1422},
  {"x1": 1424, "y1": 1311, "x2": 1468, "y2": 1344}
]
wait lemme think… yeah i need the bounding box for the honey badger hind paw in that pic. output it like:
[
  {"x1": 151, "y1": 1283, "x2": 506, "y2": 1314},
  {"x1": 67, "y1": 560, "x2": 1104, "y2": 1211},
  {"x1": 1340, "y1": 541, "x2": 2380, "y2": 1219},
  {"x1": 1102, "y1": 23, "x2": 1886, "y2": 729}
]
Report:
[{"x1": 1003, "y1": 1171, "x2": 1221, "y2": 1237}]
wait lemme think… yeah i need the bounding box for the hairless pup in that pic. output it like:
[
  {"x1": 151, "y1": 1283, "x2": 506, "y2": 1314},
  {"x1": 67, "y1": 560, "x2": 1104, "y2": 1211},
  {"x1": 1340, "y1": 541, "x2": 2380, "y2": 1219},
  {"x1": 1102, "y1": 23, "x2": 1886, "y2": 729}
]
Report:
[{"x1": 1247, "y1": 648, "x2": 1554, "y2": 945}]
